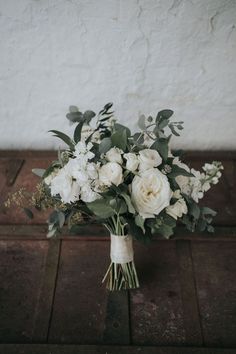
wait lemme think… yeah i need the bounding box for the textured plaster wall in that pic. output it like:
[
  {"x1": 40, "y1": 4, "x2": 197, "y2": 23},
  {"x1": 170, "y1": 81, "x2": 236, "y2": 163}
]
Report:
[{"x1": 0, "y1": 0, "x2": 236, "y2": 150}]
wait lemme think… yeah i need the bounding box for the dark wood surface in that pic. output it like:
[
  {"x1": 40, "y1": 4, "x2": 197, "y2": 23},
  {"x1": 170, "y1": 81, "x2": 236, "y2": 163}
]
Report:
[{"x1": 0, "y1": 150, "x2": 235, "y2": 353}]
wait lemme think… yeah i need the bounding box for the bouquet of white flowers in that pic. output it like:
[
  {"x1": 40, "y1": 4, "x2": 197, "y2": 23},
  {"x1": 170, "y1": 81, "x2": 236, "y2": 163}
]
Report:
[{"x1": 6, "y1": 103, "x2": 223, "y2": 291}]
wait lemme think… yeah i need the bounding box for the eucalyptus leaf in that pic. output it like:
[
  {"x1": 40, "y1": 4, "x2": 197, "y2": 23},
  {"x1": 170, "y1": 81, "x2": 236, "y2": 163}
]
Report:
[
  {"x1": 135, "y1": 215, "x2": 145, "y2": 233},
  {"x1": 168, "y1": 165, "x2": 194, "y2": 178},
  {"x1": 86, "y1": 199, "x2": 115, "y2": 218},
  {"x1": 32, "y1": 168, "x2": 46, "y2": 178},
  {"x1": 151, "y1": 139, "x2": 168, "y2": 161},
  {"x1": 138, "y1": 114, "x2": 146, "y2": 130},
  {"x1": 120, "y1": 193, "x2": 136, "y2": 214},
  {"x1": 83, "y1": 110, "x2": 96, "y2": 124},
  {"x1": 74, "y1": 122, "x2": 84, "y2": 143},
  {"x1": 99, "y1": 137, "x2": 112, "y2": 154},
  {"x1": 23, "y1": 208, "x2": 34, "y2": 219},
  {"x1": 49, "y1": 130, "x2": 75, "y2": 150}
]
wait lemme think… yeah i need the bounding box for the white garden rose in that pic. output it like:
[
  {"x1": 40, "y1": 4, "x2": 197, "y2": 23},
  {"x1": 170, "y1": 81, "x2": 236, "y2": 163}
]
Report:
[
  {"x1": 80, "y1": 184, "x2": 100, "y2": 202},
  {"x1": 124, "y1": 153, "x2": 139, "y2": 172},
  {"x1": 106, "y1": 147, "x2": 123, "y2": 164},
  {"x1": 131, "y1": 168, "x2": 172, "y2": 219},
  {"x1": 166, "y1": 198, "x2": 188, "y2": 220},
  {"x1": 138, "y1": 149, "x2": 162, "y2": 171},
  {"x1": 99, "y1": 162, "x2": 123, "y2": 187}
]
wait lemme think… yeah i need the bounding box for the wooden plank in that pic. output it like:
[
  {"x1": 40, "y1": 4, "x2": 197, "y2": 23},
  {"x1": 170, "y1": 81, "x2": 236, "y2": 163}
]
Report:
[
  {"x1": 130, "y1": 241, "x2": 186, "y2": 345},
  {"x1": 0, "y1": 240, "x2": 50, "y2": 342},
  {"x1": 176, "y1": 240, "x2": 203, "y2": 345},
  {"x1": 0, "y1": 344, "x2": 235, "y2": 354},
  {"x1": 103, "y1": 291, "x2": 130, "y2": 344},
  {"x1": 31, "y1": 239, "x2": 61, "y2": 342},
  {"x1": 192, "y1": 241, "x2": 236, "y2": 347},
  {"x1": 49, "y1": 239, "x2": 130, "y2": 344}
]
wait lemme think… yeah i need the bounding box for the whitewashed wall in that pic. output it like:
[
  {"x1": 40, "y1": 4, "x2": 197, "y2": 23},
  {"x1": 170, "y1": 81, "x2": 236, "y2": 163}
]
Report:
[{"x1": 0, "y1": 0, "x2": 235, "y2": 150}]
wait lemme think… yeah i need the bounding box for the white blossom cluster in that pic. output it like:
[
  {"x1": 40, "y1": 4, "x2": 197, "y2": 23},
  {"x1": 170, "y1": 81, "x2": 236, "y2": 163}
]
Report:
[{"x1": 174, "y1": 158, "x2": 224, "y2": 203}]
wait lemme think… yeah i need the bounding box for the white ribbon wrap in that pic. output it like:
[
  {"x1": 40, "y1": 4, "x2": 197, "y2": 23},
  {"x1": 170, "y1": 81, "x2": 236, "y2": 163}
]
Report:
[{"x1": 110, "y1": 234, "x2": 134, "y2": 264}]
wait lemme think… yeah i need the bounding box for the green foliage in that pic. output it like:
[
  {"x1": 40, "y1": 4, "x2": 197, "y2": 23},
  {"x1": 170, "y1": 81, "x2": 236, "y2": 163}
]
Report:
[
  {"x1": 74, "y1": 122, "x2": 84, "y2": 143},
  {"x1": 99, "y1": 137, "x2": 112, "y2": 154},
  {"x1": 86, "y1": 198, "x2": 116, "y2": 219},
  {"x1": 49, "y1": 130, "x2": 75, "y2": 150},
  {"x1": 32, "y1": 168, "x2": 46, "y2": 178}
]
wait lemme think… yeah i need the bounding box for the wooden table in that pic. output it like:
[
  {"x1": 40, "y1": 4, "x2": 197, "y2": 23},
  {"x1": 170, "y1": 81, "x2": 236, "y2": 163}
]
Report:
[{"x1": 0, "y1": 151, "x2": 235, "y2": 354}]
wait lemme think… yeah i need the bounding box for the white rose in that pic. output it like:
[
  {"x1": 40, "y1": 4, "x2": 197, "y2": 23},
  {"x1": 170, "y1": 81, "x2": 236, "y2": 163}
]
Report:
[
  {"x1": 50, "y1": 166, "x2": 80, "y2": 203},
  {"x1": 80, "y1": 184, "x2": 100, "y2": 202},
  {"x1": 138, "y1": 149, "x2": 162, "y2": 171},
  {"x1": 99, "y1": 162, "x2": 123, "y2": 187},
  {"x1": 106, "y1": 147, "x2": 123, "y2": 164},
  {"x1": 124, "y1": 153, "x2": 139, "y2": 172},
  {"x1": 131, "y1": 168, "x2": 172, "y2": 219},
  {"x1": 166, "y1": 198, "x2": 188, "y2": 220}
]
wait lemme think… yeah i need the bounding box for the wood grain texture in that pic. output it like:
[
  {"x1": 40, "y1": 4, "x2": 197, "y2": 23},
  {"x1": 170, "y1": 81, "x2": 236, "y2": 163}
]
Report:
[
  {"x1": 0, "y1": 344, "x2": 235, "y2": 354},
  {"x1": 0, "y1": 240, "x2": 49, "y2": 342},
  {"x1": 48, "y1": 239, "x2": 130, "y2": 344},
  {"x1": 130, "y1": 241, "x2": 186, "y2": 345},
  {"x1": 191, "y1": 240, "x2": 236, "y2": 347}
]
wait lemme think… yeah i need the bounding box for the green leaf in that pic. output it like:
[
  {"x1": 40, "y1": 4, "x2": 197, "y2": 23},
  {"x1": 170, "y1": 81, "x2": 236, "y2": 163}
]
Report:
[
  {"x1": 138, "y1": 114, "x2": 146, "y2": 130},
  {"x1": 189, "y1": 202, "x2": 200, "y2": 219},
  {"x1": 69, "y1": 105, "x2": 79, "y2": 112},
  {"x1": 135, "y1": 215, "x2": 145, "y2": 233},
  {"x1": 151, "y1": 138, "x2": 169, "y2": 161},
  {"x1": 83, "y1": 110, "x2": 96, "y2": 124},
  {"x1": 32, "y1": 168, "x2": 46, "y2": 178},
  {"x1": 111, "y1": 130, "x2": 127, "y2": 151},
  {"x1": 49, "y1": 130, "x2": 75, "y2": 150},
  {"x1": 74, "y1": 122, "x2": 84, "y2": 143},
  {"x1": 57, "y1": 211, "x2": 66, "y2": 228},
  {"x1": 66, "y1": 111, "x2": 83, "y2": 123},
  {"x1": 132, "y1": 132, "x2": 144, "y2": 145},
  {"x1": 86, "y1": 199, "x2": 115, "y2": 218},
  {"x1": 23, "y1": 208, "x2": 34, "y2": 219},
  {"x1": 168, "y1": 164, "x2": 194, "y2": 178},
  {"x1": 156, "y1": 109, "x2": 174, "y2": 122},
  {"x1": 157, "y1": 224, "x2": 174, "y2": 238},
  {"x1": 158, "y1": 119, "x2": 169, "y2": 130},
  {"x1": 99, "y1": 102, "x2": 113, "y2": 115},
  {"x1": 120, "y1": 193, "x2": 136, "y2": 214},
  {"x1": 201, "y1": 207, "x2": 217, "y2": 216},
  {"x1": 99, "y1": 137, "x2": 112, "y2": 154},
  {"x1": 169, "y1": 124, "x2": 180, "y2": 136},
  {"x1": 114, "y1": 123, "x2": 131, "y2": 137}
]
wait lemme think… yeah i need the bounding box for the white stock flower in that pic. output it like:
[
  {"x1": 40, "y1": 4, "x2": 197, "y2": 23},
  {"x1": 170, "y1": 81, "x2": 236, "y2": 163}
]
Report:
[
  {"x1": 106, "y1": 147, "x2": 123, "y2": 164},
  {"x1": 81, "y1": 125, "x2": 101, "y2": 143},
  {"x1": 74, "y1": 141, "x2": 94, "y2": 161},
  {"x1": 138, "y1": 149, "x2": 162, "y2": 171},
  {"x1": 81, "y1": 125, "x2": 94, "y2": 141},
  {"x1": 131, "y1": 168, "x2": 172, "y2": 219},
  {"x1": 124, "y1": 153, "x2": 139, "y2": 172},
  {"x1": 99, "y1": 162, "x2": 123, "y2": 187},
  {"x1": 50, "y1": 166, "x2": 80, "y2": 203},
  {"x1": 166, "y1": 198, "x2": 188, "y2": 220}
]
